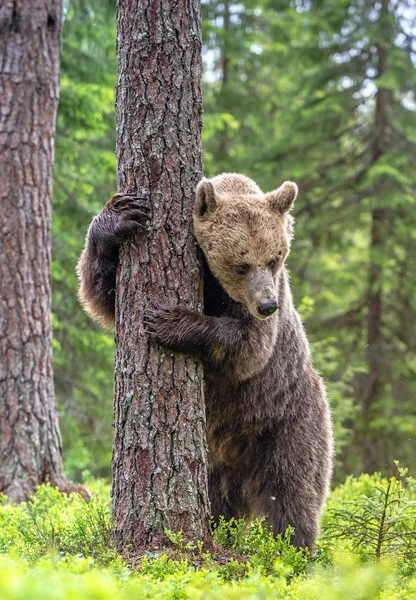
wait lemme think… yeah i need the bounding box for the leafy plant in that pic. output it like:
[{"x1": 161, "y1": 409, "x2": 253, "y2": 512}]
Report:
[
  {"x1": 213, "y1": 517, "x2": 310, "y2": 576},
  {"x1": 0, "y1": 485, "x2": 113, "y2": 564},
  {"x1": 323, "y1": 467, "x2": 416, "y2": 564},
  {"x1": 0, "y1": 477, "x2": 415, "y2": 598}
]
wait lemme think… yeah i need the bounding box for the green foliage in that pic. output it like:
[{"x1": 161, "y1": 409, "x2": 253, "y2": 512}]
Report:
[
  {"x1": 212, "y1": 516, "x2": 247, "y2": 549},
  {"x1": 322, "y1": 467, "x2": 416, "y2": 570},
  {"x1": 1, "y1": 555, "x2": 414, "y2": 600},
  {"x1": 213, "y1": 517, "x2": 310, "y2": 576},
  {"x1": 0, "y1": 485, "x2": 113, "y2": 564},
  {"x1": 53, "y1": 0, "x2": 117, "y2": 480},
  {"x1": 1, "y1": 474, "x2": 416, "y2": 598},
  {"x1": 200, "y1": 0, "x2": 416, "y2": 480}
]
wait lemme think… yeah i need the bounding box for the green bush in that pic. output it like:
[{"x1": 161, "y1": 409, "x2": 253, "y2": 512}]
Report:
[
  {"x1": 0, "y1": 484, "x2": 113, "y2": 564},
  {"x1": 0, "y1": 471, "x2": 415, "y2": 599},
  {"x1": 213, "y1": 517, "x2": 310, "y2": 576},
  {"x1": 320, "y1": 466, "x2": 416, "y2": 574},
  {"x1": 0, "y1": 555, "x2": 414, "y2": 600}
]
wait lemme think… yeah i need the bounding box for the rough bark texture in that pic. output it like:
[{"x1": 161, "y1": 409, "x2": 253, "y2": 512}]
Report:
[
  {"x1": 112, "y1": 0, "x2": 211, "y2": 552},
  {"x1": 0, "y1": 0, "x2": 70, "y2": 501}
]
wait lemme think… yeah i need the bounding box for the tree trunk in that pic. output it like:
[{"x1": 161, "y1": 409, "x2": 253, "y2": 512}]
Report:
[
  {"x1": 112, "y1": 0, "x2": 211, "y2": 553},
  {"x1": 0, "y1": 1, "x2": 72, "y2": 501},
  {"x1": 218, "y1": 0, "x2": 230, "y2": 162},
  {"x1": 361, "y1": 3, "x2": 389, "y2": 473}
]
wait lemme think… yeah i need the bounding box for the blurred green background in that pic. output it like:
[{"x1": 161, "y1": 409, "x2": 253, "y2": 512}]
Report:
[{"x1": 54, "y1": 0, "x2": 416, "y2": 483}]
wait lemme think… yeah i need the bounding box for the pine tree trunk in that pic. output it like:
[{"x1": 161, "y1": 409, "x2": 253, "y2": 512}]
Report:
[
  {"x1": 112, "y1": 0, "x2": 211, "y2": 553},
  {"x1": 361, "y1": 1, "x2": 389, "y2": 473},
  {"x1": 218, "y1": 0, "x2": 230, "y2": 163},
  {"x1": 0, "y1": 1, "x2": 73, "y2": 501}
]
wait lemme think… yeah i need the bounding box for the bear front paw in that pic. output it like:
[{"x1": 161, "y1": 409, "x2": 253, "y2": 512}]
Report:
[
  {"x1": 107, "y1": 193, "x2": 151, "y2": 241},
  {"x1": 143, "y1": 304, "x2": 196, "y2": 351}
]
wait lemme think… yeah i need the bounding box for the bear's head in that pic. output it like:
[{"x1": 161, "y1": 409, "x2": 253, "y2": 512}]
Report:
[{"x1": 193, "y1": 175, "x2": 297, "y2": 320}]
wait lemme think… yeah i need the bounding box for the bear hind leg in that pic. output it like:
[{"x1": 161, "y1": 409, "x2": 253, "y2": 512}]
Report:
[
  {"x1": 254, "y1": 475, "x2": 321, "y2": 551},
  {"x1": 209, "y1": 468, "x2": 249, "y2": 526}
]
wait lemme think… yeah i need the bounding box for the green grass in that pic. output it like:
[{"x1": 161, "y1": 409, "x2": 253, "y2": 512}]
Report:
[{"x1": 0, "y1": 471, "x2": 415, "y2": 599}]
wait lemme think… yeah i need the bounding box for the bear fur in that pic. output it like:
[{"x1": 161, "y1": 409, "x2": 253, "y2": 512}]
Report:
[{"x1": 77, "y1": 173, "x2": 333, "y2": 550}]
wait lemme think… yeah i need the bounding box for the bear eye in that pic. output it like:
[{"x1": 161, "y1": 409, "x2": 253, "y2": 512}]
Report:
[
  {"x1": 268, "y1": 259, "x2": 278, "y2": 272},
  {"x1": 235, "y1": 263, "x2": 250, "y2": 275}
]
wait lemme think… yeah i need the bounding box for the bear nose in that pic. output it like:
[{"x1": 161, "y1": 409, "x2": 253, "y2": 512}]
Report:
[{"x1": 258, "y1": 299, "x2": 278, "y2": 317}]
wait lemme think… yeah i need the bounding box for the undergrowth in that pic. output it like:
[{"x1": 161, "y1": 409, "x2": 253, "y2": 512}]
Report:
[{"x1": 0, "y1": 470, "x2": 414, "y2": 599}]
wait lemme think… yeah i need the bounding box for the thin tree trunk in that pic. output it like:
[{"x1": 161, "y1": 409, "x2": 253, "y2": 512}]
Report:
[
  {"x1": 361, "y1": 4, "x2": 388, "y2": 472},
  {"x1": 218, "y1": 0, "x2": 230, "y2": 162},
  {"x1": 112, "y1": 0, "x2": 211, "y2": 553},
  {"x1": 0, "y1": 1, "x2": 75, "y2": 501}
]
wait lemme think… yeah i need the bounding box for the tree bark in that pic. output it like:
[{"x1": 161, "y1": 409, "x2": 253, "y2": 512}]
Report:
[
  {"x1": 0, "y1": 1, "x2": 74, "y2": 501},
  {"x1": 112, "y1": 0, "x2": 211, "y2": 553}
]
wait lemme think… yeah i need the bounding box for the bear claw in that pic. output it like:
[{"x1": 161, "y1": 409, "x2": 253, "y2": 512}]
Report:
[
  {"x1": 143, "y1": 303, "x2": 169, "y2": 338},
  {"x1": 111, "y1": 193, "x2": 150, "y2": 213}
]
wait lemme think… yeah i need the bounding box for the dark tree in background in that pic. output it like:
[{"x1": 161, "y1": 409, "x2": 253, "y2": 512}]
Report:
[
  {"x1": 359, "y1": 0, "x2": 390, "y2": 473},
  {"x1": 0, "y1": 0, "x2": 75, "y2": 501},
  {"x1": 112, "y1": 0, "x2": 211, "y2": 552}
]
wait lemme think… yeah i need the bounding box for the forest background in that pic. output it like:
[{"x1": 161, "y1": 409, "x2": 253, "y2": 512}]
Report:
[{"x1": 55, "y1": 0, "x2": 415, "y2": 484}]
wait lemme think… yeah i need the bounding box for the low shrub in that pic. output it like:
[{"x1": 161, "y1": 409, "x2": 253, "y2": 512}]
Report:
[{"x1": 0, "y1": 469, "x2": 414, "y2": 599}]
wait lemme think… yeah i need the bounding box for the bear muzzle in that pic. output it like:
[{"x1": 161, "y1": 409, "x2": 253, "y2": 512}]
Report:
[{"x1": 257, "y1": 299, "x2": 278, "y2": 317}]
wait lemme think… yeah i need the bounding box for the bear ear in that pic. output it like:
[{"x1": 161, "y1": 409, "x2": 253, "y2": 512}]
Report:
[
  {"x1": 194, "y1": 179, "x2": 217, "y2": 218},
  {"x1": 266, "y1": 181, "x2": 298, "y2": 214}
]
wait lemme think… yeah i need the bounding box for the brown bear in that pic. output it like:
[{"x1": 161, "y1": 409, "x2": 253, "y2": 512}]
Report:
[{"x1": 77, "y1": 173, "x2": 333, "y2": 550}]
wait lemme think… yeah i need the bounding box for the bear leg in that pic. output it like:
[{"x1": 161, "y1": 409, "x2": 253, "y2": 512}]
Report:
[
  {"x1": 251, "y1": 442, "x2": 329, "y2": 550},
  {"x1": 259, "y1": 485, "x2": 320, "y2": 550},
  {"x1": 209, "y1": 467, "x2": 250, "y2": 525}
]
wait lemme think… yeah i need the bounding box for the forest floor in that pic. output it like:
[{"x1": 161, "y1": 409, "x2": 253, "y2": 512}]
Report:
[{"x1": 0, "y1": 471, "x2": 415, "y2": 599}]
